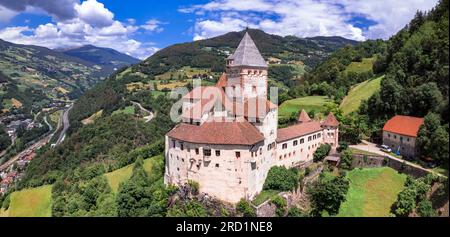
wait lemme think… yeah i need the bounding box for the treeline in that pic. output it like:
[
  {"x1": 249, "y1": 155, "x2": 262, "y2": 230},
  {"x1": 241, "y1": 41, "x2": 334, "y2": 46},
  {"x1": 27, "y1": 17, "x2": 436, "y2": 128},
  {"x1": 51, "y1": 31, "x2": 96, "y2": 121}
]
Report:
[
  {"x1": 360, "y1": 0, "x2": 449, "y2": 163},
  {"x1": 279, "y1": 40, "x2": 385, "y2": 104},
  {"x1": 20, "y1": 112, "x2": 173, "y2": 188}
]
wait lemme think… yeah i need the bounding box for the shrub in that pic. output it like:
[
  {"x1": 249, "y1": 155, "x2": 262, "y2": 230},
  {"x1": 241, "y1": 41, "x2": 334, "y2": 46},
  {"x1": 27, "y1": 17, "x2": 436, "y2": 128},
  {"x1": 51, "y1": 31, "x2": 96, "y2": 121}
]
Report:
[
  {"x1": 417, "y1": 200, "x2": 436, "y2": 217},
  {"x1": 1, "y1": 194, "x2": 11, "y2": 210},
  {"x1": 308, "y1": 175, "x2": 349, "y2": 216},
  {"x1": 313, "y1": 144, "x2": 331, "y2": 162},
  {"x1": 187, "y1": 180, "x2": 199, "y2": 195},
  {"x1": 340, "y1": 149, "x2": 353, "y2": 169},
  {"x1": 270, "y1": 196, "x2": 287, "y2": 217},
  {"x1": 263, "y1": 166, "x2": 298, "y2": 191},
  {"x1": 287, "y1": 207, "x2": 308, "y2": 217},
  {"x1": 236, "y1": 199, "x2": 256, "y2": 217}
]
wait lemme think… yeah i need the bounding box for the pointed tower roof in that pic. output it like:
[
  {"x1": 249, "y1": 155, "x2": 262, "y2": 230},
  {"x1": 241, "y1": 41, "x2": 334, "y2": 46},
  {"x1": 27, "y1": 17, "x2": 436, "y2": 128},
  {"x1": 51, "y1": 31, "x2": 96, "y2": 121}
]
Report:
[
  {"x1": 322, "y1": 112, "x2": 339, "y2": 127},
  {"x1": 298, "y1": 109, "x2": 311, "y2": 123},
  {"x1": 227, "y1": 32, "x2": 267, "y2": 68}
]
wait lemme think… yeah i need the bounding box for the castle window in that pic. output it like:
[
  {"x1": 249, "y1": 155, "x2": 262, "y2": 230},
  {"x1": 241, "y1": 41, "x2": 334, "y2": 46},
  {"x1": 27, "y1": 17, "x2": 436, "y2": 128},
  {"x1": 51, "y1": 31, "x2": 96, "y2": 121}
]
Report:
[
  {"x1": 252, "y1": 86, "x2": 256, "y2": 93},
  {"x1": 394, "y1": 135, "x2": 397, "y2": 139},
  {"x1": 407, "y1": 138, "x2": 410, "y2": 142},
  {"x1": 318, "y1": 133, "x2": 321, "y2": 138},
  {"x1": 300, "y1": 138, "x2": 304, "y2": 144},
  {"x1": 308, "y1": 136, "x2": 312, "y2": 141},
  {"x1": 180, "y1": 142, "x2": 184, "y2": 151},
  {"x1": 289, "y1": 152, "x2": 291, "y2": 157},
  {"x1": 388, "y1": 133, "x2": 391, "y2": 138},
  {"x1": 172, "y1": 140, "x2": 176, "y2": 148},
  {"x1": 293, "y1": 151, "x2": 296, "y2": 155},
  {"x1": 282, "y1": 143, "x2": 287, "y2": 149},
  {"x1": 216, "y1": 150, "x2": 221, "y2": 156},
  {"x1": 195, "y1": 148, "x2": 199, "y2": 155},
  {"x1": 236, "y1": 152, "x2": 241, "y2": 158},
  {"x1": 279, "y1": 156, "x2": 282, "y2": 160},
  {"x1": 182, "y1": 158, "x2": 184, "y2": 162},
  {"x1": 260, "y1": 148, "x2": 262, "y2": 155},
  {"x1": 293, "y1": 140, "x2": 298, "y2": 146},
  {"x1": 204, "y1": 149, "x2": 211, "y2": 156},
  {"x1": 215, "y1": 164, "x2": 219, "y2": 168},
  {"x1": 284, "y1": 154, "x2": 287, "y2": 158}
]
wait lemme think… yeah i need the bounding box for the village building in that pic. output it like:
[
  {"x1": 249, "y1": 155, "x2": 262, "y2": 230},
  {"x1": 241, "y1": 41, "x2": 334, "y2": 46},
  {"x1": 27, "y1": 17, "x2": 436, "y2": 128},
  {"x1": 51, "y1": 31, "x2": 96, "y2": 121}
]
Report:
[
  {"x1": 164, "y1": 32, "x2": 339, "y2": 203},
  {"x1": 382, "y1": 115, "x2": 425, "y2": 158}
]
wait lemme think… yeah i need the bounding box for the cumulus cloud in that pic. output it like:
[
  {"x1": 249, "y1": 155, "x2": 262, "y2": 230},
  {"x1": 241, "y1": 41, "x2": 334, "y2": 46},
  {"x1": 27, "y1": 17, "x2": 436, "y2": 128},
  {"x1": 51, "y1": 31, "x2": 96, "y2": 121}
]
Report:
[
  {"x1": 0, "y1": 0, "x2": 79, "y2": 20},
  {"x1": 0, "y1": 0, "x2": 161, "y2": 59},
  {"x1": 74, "y1": 0, "x2": 113, "y2": 27},
  {"x1": 182, "y1": 0, "x2": 438, "y2": 41}
]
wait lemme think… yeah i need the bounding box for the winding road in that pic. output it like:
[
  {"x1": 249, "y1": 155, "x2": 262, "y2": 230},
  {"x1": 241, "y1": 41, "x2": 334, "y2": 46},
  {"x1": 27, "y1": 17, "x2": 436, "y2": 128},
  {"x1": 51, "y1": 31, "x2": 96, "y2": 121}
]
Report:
[{"x1": 131, "y1": 101, "x2": 154, "y2": 122}]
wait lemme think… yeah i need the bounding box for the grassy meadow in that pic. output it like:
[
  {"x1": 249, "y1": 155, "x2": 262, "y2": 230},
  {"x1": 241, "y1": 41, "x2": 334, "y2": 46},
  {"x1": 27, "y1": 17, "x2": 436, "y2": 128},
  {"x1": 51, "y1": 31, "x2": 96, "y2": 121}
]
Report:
[
  {"x1": 340, "y1": 76, "x2": 383, "y2": 115},
  {"x1": 338, "y1": 167, "x2": 406, "y2": 217}
]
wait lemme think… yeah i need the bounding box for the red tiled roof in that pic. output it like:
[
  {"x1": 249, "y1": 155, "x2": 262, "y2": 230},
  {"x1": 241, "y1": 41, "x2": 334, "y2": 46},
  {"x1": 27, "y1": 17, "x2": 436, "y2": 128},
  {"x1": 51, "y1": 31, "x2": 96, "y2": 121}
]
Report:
[
  {"x1": 322, "y1": 112, "x2": 339, "y2": 127},
  {"x1": 383, "y1": 115, "x2": 424, "y2": 137},
  {"x1": 276, "y1": 121, "x2": 323, "y2": 142},
  {"x1": 167, "y1": 119, "x2": 264, "y2": 145},
  {"x1": 298, "y1": 109, "x2": 311, "y2": 123},
  {"x1": 216, "y1": 73, "x2": 228, "y2": 88}
]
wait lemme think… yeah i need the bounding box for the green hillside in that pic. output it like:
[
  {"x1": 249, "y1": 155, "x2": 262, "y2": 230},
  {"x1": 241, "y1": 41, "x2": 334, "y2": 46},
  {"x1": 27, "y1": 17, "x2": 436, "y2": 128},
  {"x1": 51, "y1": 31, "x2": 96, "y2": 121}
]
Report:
[
  {"x1": 338, "y1": 167, "x2": 406, "y2": 217},
  {"x1": 340, "y1": 76, "x2": 383, "y2": 115},
  {"x1": 0, "y1": 185, "x2": 52, "y2": 217},
  {"x1": 278, "y1": 96, "x2": 332, "y2": 119},
  {"x1": 344, "y1": 57, "x2": 376, "y2": 74},
  {"x1": 1, "y1": 156, "x2": 162, "y2": 217},
  {"x1": 105, "y1": 156, "x2": 159, "y2": 192}
]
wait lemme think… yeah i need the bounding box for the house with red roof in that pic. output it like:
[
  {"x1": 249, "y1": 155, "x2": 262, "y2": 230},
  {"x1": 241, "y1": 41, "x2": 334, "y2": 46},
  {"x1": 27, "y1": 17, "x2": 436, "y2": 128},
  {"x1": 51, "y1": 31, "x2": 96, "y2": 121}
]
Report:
[
  {"x1": 164, "y1": 32, "x2": 339, "y2": 203},
  {"x1": 382, "y1": 115, "x2": 424, "y2": 158}
]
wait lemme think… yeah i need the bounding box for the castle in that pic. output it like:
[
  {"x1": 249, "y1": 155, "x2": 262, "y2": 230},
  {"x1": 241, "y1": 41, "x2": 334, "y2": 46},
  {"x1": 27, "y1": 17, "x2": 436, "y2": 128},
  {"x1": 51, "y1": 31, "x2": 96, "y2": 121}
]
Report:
[{"x1": 164, "y1": 32, "x2": 339, "y2": 203}]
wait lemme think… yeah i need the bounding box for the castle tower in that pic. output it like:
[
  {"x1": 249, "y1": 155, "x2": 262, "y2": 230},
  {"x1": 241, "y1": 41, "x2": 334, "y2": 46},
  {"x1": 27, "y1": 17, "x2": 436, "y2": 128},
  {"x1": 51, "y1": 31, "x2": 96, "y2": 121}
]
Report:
[
  {"x1": 298, "y1": 109, "x2": 311, "y2": 123},
  {"x1": 225, "y1": 32, "x2": 268, "y2": 102},
  {"x1": 322, "y1": 112, "x2": 339, "y2": 148}
]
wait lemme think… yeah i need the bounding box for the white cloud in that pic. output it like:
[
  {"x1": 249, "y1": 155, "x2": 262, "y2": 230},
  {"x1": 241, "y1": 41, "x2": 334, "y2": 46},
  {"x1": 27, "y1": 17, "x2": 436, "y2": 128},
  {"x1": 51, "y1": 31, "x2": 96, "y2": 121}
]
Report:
[
  {"x1": 182, "y1": 0, "x2": 438, "y2": 41},
  {"x1": 0, "y1": 0, "x2": 163, "y2": 59},
  {"x1": 141, "y1": 19, "x2": 164, "y2": 33},
  {"x1": 0, "y1": 5, "x2": 18, "y2": 22},
  {"x1": 74, "y1": 0, "x2": 114, "y2": 27}
]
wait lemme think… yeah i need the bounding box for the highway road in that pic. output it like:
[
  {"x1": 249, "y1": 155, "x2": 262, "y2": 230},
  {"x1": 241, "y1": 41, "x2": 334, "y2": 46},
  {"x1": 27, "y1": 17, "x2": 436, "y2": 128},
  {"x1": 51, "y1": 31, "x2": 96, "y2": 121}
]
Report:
[{"x1": 55, "y1": 104, "x2": 73, "y2": 145}]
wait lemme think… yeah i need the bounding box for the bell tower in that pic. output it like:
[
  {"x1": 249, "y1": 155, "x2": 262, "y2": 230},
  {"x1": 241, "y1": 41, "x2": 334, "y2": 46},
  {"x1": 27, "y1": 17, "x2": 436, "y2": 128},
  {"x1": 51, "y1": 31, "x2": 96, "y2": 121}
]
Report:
[{"x1": 225, "y1": 31, "x2": 268, "y2": 102}]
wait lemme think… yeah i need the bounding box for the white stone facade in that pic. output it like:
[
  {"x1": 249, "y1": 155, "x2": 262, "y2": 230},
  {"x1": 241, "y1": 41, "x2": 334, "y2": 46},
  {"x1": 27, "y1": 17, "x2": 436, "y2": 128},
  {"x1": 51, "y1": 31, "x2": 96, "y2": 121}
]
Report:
[{"x1": 164, "y1": 32, "x2": 339, "y2": 203}]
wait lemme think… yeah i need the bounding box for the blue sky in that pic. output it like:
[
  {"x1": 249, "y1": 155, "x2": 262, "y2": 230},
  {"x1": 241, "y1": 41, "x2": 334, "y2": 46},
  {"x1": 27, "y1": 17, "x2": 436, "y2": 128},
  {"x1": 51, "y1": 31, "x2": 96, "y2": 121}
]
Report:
[{"x1": 0, "y1": 0, "x2": 438, "y2": 59}]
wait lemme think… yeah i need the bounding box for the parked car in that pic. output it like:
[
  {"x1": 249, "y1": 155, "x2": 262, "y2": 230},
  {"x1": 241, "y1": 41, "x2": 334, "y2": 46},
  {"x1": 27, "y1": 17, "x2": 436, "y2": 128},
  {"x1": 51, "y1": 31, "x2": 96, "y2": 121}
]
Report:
[{"x1": 380, "y1": 145, "x2": 392, "y2": 153}]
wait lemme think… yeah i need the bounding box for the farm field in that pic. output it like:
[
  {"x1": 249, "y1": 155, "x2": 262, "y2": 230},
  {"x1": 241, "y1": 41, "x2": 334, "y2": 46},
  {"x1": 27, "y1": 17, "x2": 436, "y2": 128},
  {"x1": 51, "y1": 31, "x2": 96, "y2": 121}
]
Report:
[
  {"x1": 278, "y1": 96, "x2": 332, "y2": 119},
  {"x1": 338, "y1": 167, "x2": 406, "y2": 217},
  {"x1": 344, "y1": 57, "x2": 376, "y2": 74},
  {"x1": 105, "y1": 155, "x2": 162, "y2": 192},
  {"x1": 0, "y1": 185, "x2": 52, "y2": 217},
  {"x1": 340, "y1": 76, "x2": 383, "y2": 115}
]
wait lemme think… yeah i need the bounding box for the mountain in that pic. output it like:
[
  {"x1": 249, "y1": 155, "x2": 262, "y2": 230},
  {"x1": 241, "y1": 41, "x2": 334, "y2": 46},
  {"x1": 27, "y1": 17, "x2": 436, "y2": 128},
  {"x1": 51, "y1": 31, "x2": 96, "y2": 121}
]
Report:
[
  {"x1": 135, "y1": 29, "x2": 357, "y2": 76},
  {"x1": 59, "y1": 45, "x2": 140, "y2": 74},
  {"x1": 0, "y1": 39, "x2": 108, "y2": 114}
]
